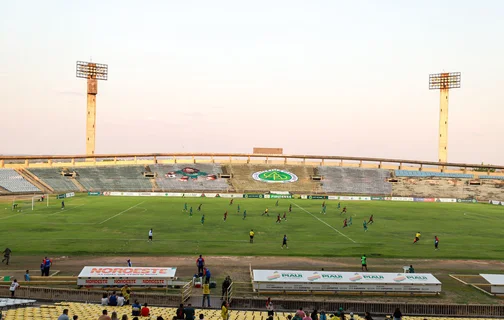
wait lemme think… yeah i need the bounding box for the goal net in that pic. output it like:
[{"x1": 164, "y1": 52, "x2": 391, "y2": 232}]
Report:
[{"x1": 11, "y1": 194, "x2": 49, "y2": 211}]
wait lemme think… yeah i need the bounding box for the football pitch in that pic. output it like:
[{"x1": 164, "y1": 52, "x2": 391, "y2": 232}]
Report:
[{"x1": 1, "y1": 194, "x2": 503, "y2": 259}]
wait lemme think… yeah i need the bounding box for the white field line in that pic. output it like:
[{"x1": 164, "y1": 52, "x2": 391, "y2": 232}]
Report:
[
  {"x1": 48, "y1": 204, "x2": 87, "y2": 216},
  {"x1": 98, "y1": 201, "x2": 145, "y2": 225},
  {"x1": 290, "y1": 201, "x2": 356, "y2": 244},
  {"x1": 0, "y1": 213, "x2": 22, "y2": 220}
]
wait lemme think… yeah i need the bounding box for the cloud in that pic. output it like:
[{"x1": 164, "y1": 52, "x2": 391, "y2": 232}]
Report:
[{"x1": 55, "y1": 90, "x2": 85, "y2": 97}]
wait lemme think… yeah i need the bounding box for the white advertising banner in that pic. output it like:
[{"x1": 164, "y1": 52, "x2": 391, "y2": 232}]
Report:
[
  {"x1": 480, "y1": 274, "x2": 504, "y2": 294},
  {"x1": 337, "y1": 196, "x2": 371, "y2": 201},
  {"x1": 219, "y1": 193, "x2": 243, "y2": 198},
  {"x1": 391, "y1": 197, "x2": 414, "y2": 202},
  {"x1": 65, "y1": 192, "x2": 75, "y2": 198},
  {"x1": 436, "y1": 198, "x2": 457, "y2": 203},
  {"x1": 489, "y1": 200, "x2": 502, "y2": 205},
  {"x1": 252, "y1": 270, "x2": 441, "y2": 293},
  {"x1": 77, "y1": 266, "x2": 177, "y2": 287}
]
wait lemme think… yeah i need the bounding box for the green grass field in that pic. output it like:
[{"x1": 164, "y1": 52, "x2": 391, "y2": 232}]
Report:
[{"x1": 1, "y1": 194, "x2": 503, "y2": 259}]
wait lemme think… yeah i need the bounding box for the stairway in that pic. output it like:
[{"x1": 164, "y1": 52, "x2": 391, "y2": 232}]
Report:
[{"x1": 17, "y1": 168, "x2": 53, "y2": 193}]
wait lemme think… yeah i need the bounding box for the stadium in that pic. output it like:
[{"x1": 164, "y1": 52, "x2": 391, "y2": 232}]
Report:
[{"x1": 2, "y1": 2, "x2": 504, "y2": 320}]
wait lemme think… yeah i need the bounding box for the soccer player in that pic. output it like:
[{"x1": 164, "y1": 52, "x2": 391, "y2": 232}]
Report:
[
  {"x1": 337, "y1": 202, "x2": 341, "y2": 209},
  {"x1": 322, "y1": 201, "x2": 325, "y2": 208},
  {"x1": 262, "y1": 208, "x2": 269, "y2": 216},
  {"x1": 127, "y1": 259, "x2": 132, "y2": 267},
  {"x1": 2, "y1": 248, "x2": 12, "y2": 265},
  {"x1": 341, "y1": 206, "x2": 347, "y2": 215},
  {"x1": 321, "y1": 205, "x2": 327, "y2": 215},
  {"x1": 197, "y1": 204, "x2": 202, "y2": 211},
  {"x1": 434, "y1": 235, "x2": 439, "y2": 250},
  {"x1": 243, "y1": 210, "x2": 247, "y2": 220},
  {"x1": 183, "y1": 203, "x2": 188, "y2": 212},
  {"x1": 361, "y1": 254, "x2": 368, "y2": 271},
  {"x1": 368, "y1": 214, "x2": 374, "y2": 224},
  {"x1": 237, "y1": 204, "x2": 240, "y2": 213},
  {"x1": 223, "y1": 211, "x2": 228, "y2": 222},
  {"x1": 413, "y1": 232, "x2": 421, "y2": 244},
  {"x1": 343, "y1": 218, "x2": 348, "y2": 228},
  {"x1": 276, "y1": 200, "x2": 279, "y2": 207},
  {"x1": 289, "y1": 204, "x2": 292, "y2": 212},
  {"x1": 249, "y1": 229, "x2": 255, "y2": 243},
  {"x1": 148, "y1": 229, "x2": 153, "y2": 242},
  {"x1": 281, "y1": 234, "x2": 288, "y2": 249},
  {"x1": 61, "y1": 201, "x2": 65, "y2": 210},
  {"x1": 282, "y1": 211, "x2": 287, "y2": 220},
  {"x1": 276, "y1": 214, "x2": 281, "y2": 223},
  {"x1": 348, "y1": 216, "x2": 353, "y2": 226},
  {"x1": 201, "y1": 214, "x2": 205, "y2": 225},
  {"x1": 189, "y1": 207, "x2": 193, "y2": 216},
  {"x1": 363, "y1": 220, "x2": 368, "y2": 232},
  {"x1": 229, "y1": 198, "x2": 234, "y2": 206}
]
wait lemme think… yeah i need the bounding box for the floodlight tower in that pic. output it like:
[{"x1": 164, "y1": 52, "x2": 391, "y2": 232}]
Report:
[
  {"x1": 429, "y1": 72, "x2": 461, "y2": 163},
  {"x1": 76, "y1": 61, "x2": 108, "y2": 155}
]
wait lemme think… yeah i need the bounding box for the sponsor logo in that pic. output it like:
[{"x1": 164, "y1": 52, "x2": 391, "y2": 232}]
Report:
[
  {"x1": 142, "y1": 279, "x2": 166, "y2": 284},
  {"x1": 114, "y1": 279, "x2": 137, "y2": 284},
  {"x1": 85, "y1": 279, "x2": 108, "y2": 284},
  {"x1": 165, "y1": 167, "x2": 216, "y2": 181},
  {"x1": 308, "y1": 272, "x2": 322, "y2": 281},
  {"x1": 406, "y1": 275, "x2": 428, "y2": 281},
  {"x1": 90, "y1": 267, "x2": 168, "y2": 276},
  {"x1": 252, "y1": 169, "x2": 298, "y2": 184},
  {"x1": 321, "y1": 274, "x2": 343, "y2": 279},
  {"x1": 363, "y1": 275, "x2": 384, "y2": 280}
]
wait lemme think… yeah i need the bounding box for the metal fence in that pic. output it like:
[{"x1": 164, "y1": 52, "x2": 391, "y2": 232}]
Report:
[{"x1": 2, "y1": 286, "x2": 504, "y2": 317}]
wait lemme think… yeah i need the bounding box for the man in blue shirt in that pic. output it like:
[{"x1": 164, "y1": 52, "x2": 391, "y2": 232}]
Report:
[
  {"x1": 24, "y1": 270, "x2": 30, "y2": 282},
  {"x1": 108, "y1": 291, "x2": 118, "y2": 306}
]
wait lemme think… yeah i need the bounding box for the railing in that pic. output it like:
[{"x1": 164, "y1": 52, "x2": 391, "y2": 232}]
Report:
[
  {"x1": 2, "y1": 286, "x2": 504, "y2": 317},
  {"x1": 181, "y1": 280, "x2": 193, "y2": 303}
]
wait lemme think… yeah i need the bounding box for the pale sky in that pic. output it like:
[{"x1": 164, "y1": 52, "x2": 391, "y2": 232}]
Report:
[{"x1": 1, "y1": 0, "x2": 503, "y2": 164}]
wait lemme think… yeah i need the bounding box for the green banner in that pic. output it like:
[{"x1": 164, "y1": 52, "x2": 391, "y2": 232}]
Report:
[
  {"x1": 56, "y1": 194, "x2": 66, "y2": 199},
  {"x1": 88, "y1": 192, "x2": 102, "y2": 196},
  {"x1": 308, "y1": 195, "x2": 328, "y2": 200},
  {"x1": 371, "y1": 197, "x2": 384, "y2": 201},
  {"x1": 244, "y1": 194, "x2": 264, "y2": 198},
  {"x1": 270, "y1": 194, "x2": 293, "y2": 199}
]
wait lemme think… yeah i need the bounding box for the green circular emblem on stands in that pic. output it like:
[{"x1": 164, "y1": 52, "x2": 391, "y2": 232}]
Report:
[{"x1": 252, "y1": 169, "x2": 298, "y2": 183}]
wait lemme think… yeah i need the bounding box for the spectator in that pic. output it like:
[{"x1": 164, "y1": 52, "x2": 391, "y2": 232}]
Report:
[
  {"x1": 364, "y1": 312, "x2": 373, "y2": 320},
  {"x1": 393, "y1": 308, "x2": 402, "y2": 320},
  {"x1": 42, "y1": 256, "x2": 52, "y2": 276},
  {"x1": 202, "y1": 282, "x2": 211, "y2": 307},
  {"x1": 196, "y1": 255, "x2": 205, "y2": 276},
  {"x1": 184, "y1": 303, "x2": 195, "y2": 320},
  {"x1": 199, "y1": 314, "x2": 205, "y2": 320},
  {"x1": 98, "y1": 310, "x2": 111, "y2": 320},
  {"x1": 296, "y1": 307, "x2": 306, "y2": 318},
  {"x1": 221, "y1": 301, "x2": 229, "y2": 320},
  {"x1": 157, "y1": 317, "x2": 164, "y2": 320},
  {"x1": 9, "y1": 279, "x2": 19, "y2": 297},
  {"x1": 57, "y1": 309, "x2": 70, "y2": 320},
  {"x1": 127, "y1": 259, "x2": 132, "y2": 267},
  {"x1": 24, "y1": 270, "x2": 30, "y2": 282},
  {"x1": 409, "y1": 265, "x2": 415, "y2": 273},
  {"x1": 266, "y1": 297, "x2": 274, "y2": 317},
  {"x1": 73, "y1": 316, "x2": 78, "y2": 320},
  {"x1": 111, "y1": 312, "x2": 119, "y2": 320},
  {"x1": 176, "y1": 303, "x2": 185, "y2": 319},
  {"x1": 132, "y1": 318, "x2": 138, "y2": 320},
  {"x1": 348, "y1": 313, "x2": 354, "y2": 320},
  {"x1": 287, "y1": 316, "x2": 292, "y2": 320},
  {"x1": 108, "y1": 291, "x2": 118, "y2": 306},
  {"x1": 131, "y1": 300, "x2": 141, "y2": 317},
  {"x1": 101, "y1": 293, "x2": 109, "y2": 306},
  {"x1": 221, "y1": 276, "x2": 231, "y2": 300},
  {"x1": 117, "y1": 293, "x2": 125, "y2": 307},
  {"x1": 121, "y1": 285, "x2": 131, "y2": 304},
  {"x1": 141, "y1": 303, "x2": 150, "y2": 317},
  {"x1": 311, "y1": 310, "x2": 318, "y2": 320},
  {"x1": 40, "y1": 261, "x2": 44, "y2": 276},
  {"x1": 292, "y1": 314, "x2": 302, "y2": 320},
  {"x1": 320, "y1": 311, "x2": 327, "y2": 320},
  {"x1": 121, "y1": 316, "x2": 128, "y2": 320},
  {"x1": 302, "y1": 314, "x2": 312, "y2": 320},
  {"x1": 338, "y1": 308, "x2": 345, "y2": 320},
  {"x1": 203, "y1": 267, "x2": 211, "y2": 283}
]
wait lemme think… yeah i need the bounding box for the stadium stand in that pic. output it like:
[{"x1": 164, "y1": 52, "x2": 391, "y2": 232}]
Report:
[
  {"x1": 318, "y1": 167, "x2": 392, "y2": 195},
  {"x1": 27, "y1": 168, "x2": 80, "y2": 192},
  {"x1": 226, "y1": 164, "x2": 320, "y2": 193},
  {"x1": 151, "y1": 164, "x2": 230, "y2": 191},
  {"x1": 395, "y1": 170, "x2": 474, "y2": 179},
  {"x1": 73, "y1": 166, "x2": 152, "y2": 191},
  {"x1": 0, "y1": 169, "x2": 40, "y2": 193}
]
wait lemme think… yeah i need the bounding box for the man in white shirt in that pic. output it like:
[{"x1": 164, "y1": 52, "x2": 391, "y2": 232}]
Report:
[
  {"x1": 117, "y1": 293, "x2": 125, "y2": 306},
  {"x1": 148, "y1": 228, "x2": 153, "y2": 242},
  {"x1": 9, "y1": 279, "x2": 19, "y2": 297}
]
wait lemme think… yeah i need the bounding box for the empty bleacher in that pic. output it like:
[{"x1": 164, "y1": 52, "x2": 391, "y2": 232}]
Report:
[
  {"x1": 318, "y1": 167, "x2": 391, "y2": 195},
  {"x1": 27, "y1": 168, "x2": 80, "y2": 192},
  {"x1": 151, "y1": 164, "x2": 229, "y2": 191},
  {"x1": 395, "y1": 170, "x2": 474, "y2": 179},
  {"x1": 0, "y1": 169, "x2": 40, "y2": 193},
  {"x1": 73, "y1": 166, "x2": 152, "y2": 191},
  {"x1": 226, "y1": 164, "x2": 320, "y2": 193},
  {"x1": 478, "y1": 175, "x2": 504, "y2": 180}
]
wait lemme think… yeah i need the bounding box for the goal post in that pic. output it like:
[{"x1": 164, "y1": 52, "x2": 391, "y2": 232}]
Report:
[{"x1": 11, "y1": 194, "x2": 49, "y2": 211}]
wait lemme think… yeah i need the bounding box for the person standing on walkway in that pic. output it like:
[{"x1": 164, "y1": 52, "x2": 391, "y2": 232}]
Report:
[
  {"x1": 202, "y1": 283, "x2": 211, "y2": 308},
  {"x1": 9, "y1": 279, "x2": 19, "y2": 297},
  {"x1": 42, "y1": 256, "x2": 52, "y2": 276},
  {"x1": 361, "y1": 255, "x2": 368, "y2": 272},
  {"x1": 196, "y1": 255, "x2": 205, "y2": 276}
]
